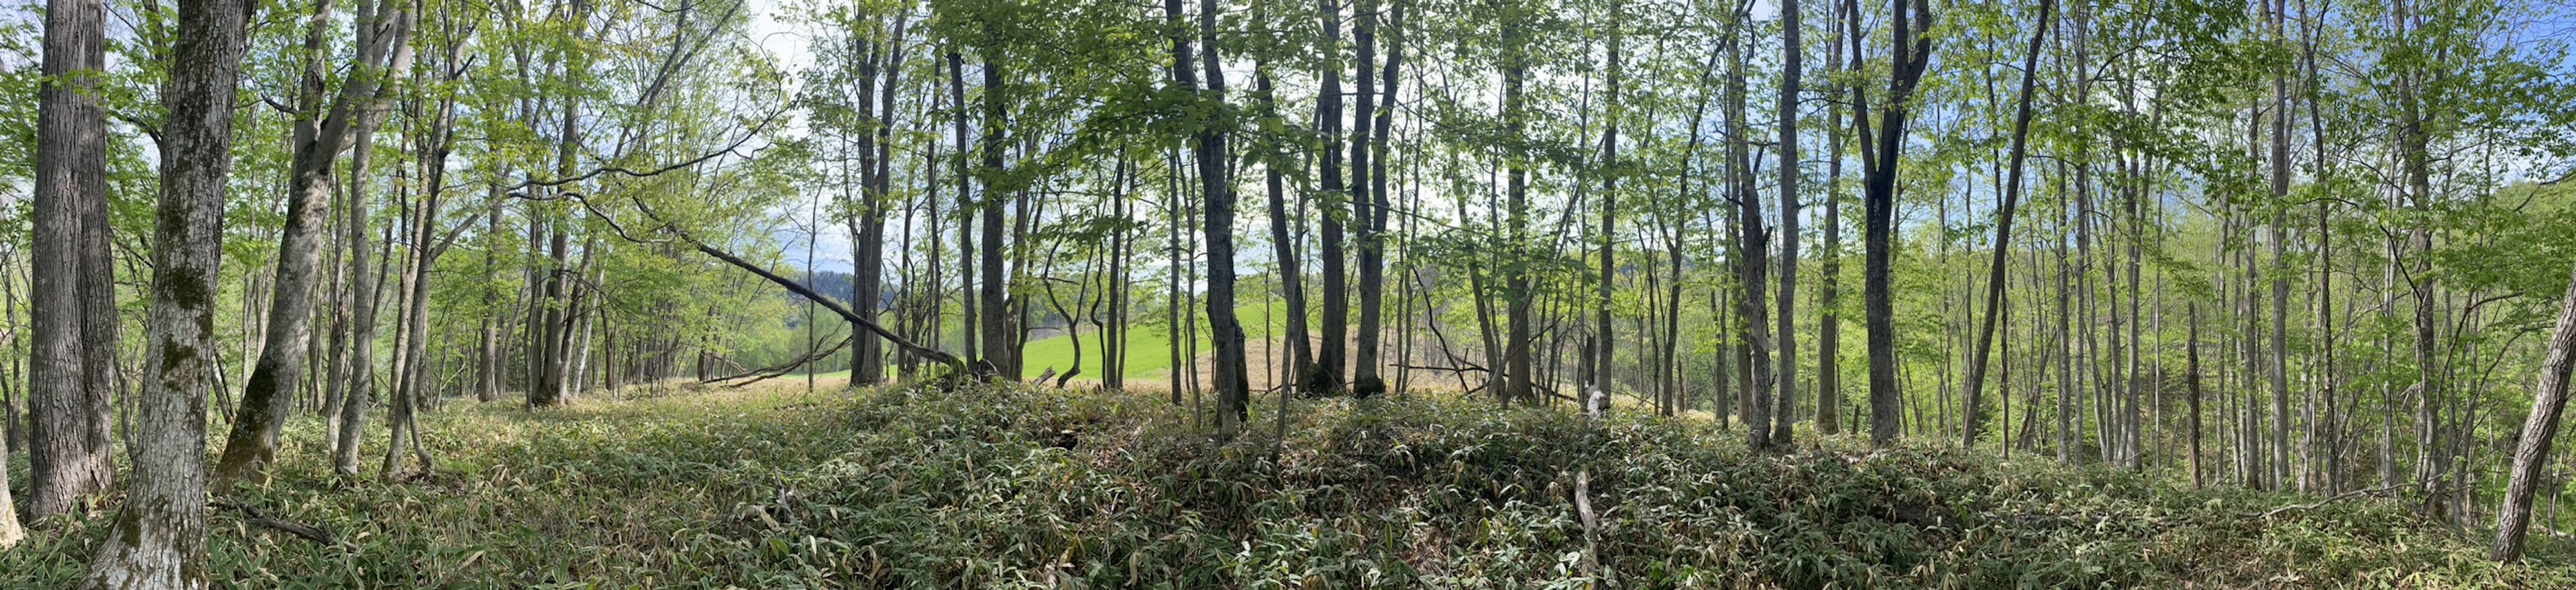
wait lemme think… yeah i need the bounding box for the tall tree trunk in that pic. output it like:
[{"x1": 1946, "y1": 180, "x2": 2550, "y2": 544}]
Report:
[
  {"x1": 1962, "y1": 0, "x2": 2050, "y2": 447},
  {"x1": 1727, "y1": 7, "x2": 1777, "y2": 450},
  {"x1": 215, "y1": 0, "x2": 412, "y2": 489},
  {"x1": 1354, "y1": 0, "x2": 1404, "y2": 398},
  {"x1": 1772, "y1": 0, "x2": 1802, "y2": 447},
  {"x1": 946, "y1": 52, "x2": 977, "y2": 366},
  {"x1": 78, "y1": 0, "x2": 248, "y2": 581},
  {"x1": 1256, "y1": 60, "x2": 1311, "y2": 394},
  {"x1": 1173, "y1": 0, "x2": 1249, "y2": 430},
  {"x1": 2189, "y1": 302, "x2": 2205, "y2": 489},
  {"x1": 1817, "y1": 0, "x2": 1845, "y2": 435},
  {"x1": 1855, "y1": 0, "x2": 1932, "y2": 446},
  {"x1": 1593, "y1": 0, "x2": 1620, "y2": 402},
  {"x1": 2491, "y1": 256, "x2": 2576, "y2": 561},
  {"x1": 28, "y1": 0, "x2": 117, "y2": 520},
  {"x1": 1311, "y1": 0, "x2": 1350, "y2": 395},
  {"x1": 977, "y1": 42, "x2": 1015, "y2": 379},
  {"x1": 1500, "y1": 10, "x2": 1533, "y2": 405}
]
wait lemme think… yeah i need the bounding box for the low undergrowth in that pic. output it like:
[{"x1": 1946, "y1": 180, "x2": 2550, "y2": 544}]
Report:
[{"x1": 3, "y1": 382, "x2": 2571, "y2": 588}]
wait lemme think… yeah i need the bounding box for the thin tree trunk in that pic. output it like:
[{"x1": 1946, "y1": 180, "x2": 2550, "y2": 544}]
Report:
[{"x1": 1962, "y1": 0, "x2": 2050, "y2": 447}]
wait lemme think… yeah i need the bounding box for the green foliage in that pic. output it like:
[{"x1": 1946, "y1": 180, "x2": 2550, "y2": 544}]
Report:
[{"x1": 6, "y1": 384, "x2": 2569, "y2": 587}]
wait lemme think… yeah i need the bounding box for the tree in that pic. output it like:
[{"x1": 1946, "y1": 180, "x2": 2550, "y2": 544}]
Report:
[
  {"x1": 2489, "y1": 248, "x2": 2576, "y2": 560},
  {"x1": 77, "y1": 0, "x2": 250, "y2": 583},
  {"x1": 1960, "y1": 0, "x2": 2050, "y2": 448},
  {"x1": 1310, "y1": 0, "x2": 1350, "y2": 395},
  {"x1": 215, "y1": 0, "x2": 418, "y2": 487},
  {"x1": 1728, "y1": 1, "x2": 1778, "y2": 450},
  {"x1": 1854, "y1": 0, "x2": 1933, "y2": 446},
  {"x1": 28, "y1": 0, "x2": 117, "y2": 520},
  {"x1": 1771, "y1": 0, "x2": 1803, "y2": 448}
]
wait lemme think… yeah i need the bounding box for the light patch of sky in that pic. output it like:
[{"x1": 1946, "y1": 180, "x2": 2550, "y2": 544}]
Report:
[{"x1": 745, "y1": 0, "x2": 856, "y2": 274}]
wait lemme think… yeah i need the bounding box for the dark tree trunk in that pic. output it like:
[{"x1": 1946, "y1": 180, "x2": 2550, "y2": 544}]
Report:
[
  {"x1": 1960, "y1": 0, "x2": 2050, "y2": 447},
  {"x1": 977, "y1": 42, "x2": 1015, "y2": 379},
  {"x1": 1311, "y1": 0, "x2": 1350, "y2": 395},
  {"x1": 1854, "y1": 0, "x2": 1932, "y2": 446}
]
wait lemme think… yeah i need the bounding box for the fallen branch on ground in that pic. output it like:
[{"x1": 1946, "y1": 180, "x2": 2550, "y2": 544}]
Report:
[
  {"x1": 211, "y1": 501, "x2": 356, "y2": 552},
  {"x1": 701, "y1": 336, "x2": 855, "y2": 387}
]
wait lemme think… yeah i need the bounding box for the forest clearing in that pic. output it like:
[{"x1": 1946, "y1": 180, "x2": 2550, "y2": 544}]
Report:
[{"x1": 5, "y1": 0, "x2": 2576, "y2": 585}]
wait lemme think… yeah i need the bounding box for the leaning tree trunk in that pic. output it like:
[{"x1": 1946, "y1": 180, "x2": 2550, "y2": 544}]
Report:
[
  {"x1": 213, "y1": 0, "x2": 412, "y2": 489},
  {"x1": 2491, "y1": 256, "x2": 2576, "y2": 561},
  {"x1": 1960, "y1": 0, "x2": 2050, "y2": 448},
  {"x1": 78, "y1": 0, "x2": 247, "y2": 583}
]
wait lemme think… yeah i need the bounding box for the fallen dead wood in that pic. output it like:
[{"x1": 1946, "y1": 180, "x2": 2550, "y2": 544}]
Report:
[
  {"x1": 701, "y1": 335, "x2": 855, "y2": 387},
  {"x1": 212, "y1": 501, "x2": 355, "y2": 552}
]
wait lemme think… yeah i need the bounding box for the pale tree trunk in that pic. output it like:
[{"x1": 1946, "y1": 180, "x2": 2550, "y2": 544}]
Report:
[
  {"x1": 333, "y1": 60, "x2": 411, "y2": 475},
  {"x1": 78, "y1": 0, "x2": 248, "y2": 582},
  {"x1": 29, "y1": 0, "x2": 117, "y2": 520},
  {"x1": 2489, "y1": 256, "x2": 2576, "y2": 561}
]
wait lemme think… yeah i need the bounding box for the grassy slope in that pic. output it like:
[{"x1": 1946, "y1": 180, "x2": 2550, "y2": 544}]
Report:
[{"x1": 3, "y1": 382, "x2": 2571, "y2": 588}]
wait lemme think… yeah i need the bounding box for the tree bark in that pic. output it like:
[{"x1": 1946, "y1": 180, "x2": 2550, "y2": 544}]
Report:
[
  {"x1": 977, "y1": 42, "x2": 1015, "y2": 379},
  {"x1": 214, "y1": 0, "x2": 413, "y2": 488},
  {"x1": 2491, "y1": 258, "x2": 2576, "y2": 561},
  {"x1": 1772, "y1": 0, "x2": 1802, "y2": 448},
  {"x1": 1727, "y1": 7, "x2": 1778, "y2": 450},
  {"x1": 29, "y1": 0, "x2": 117, "y2": 520},
  {"x1": 1855, "y1": 0, "x2": 1932, "y2": 446},
  {"x1": 1353, "y1": 0, "x2": 1403, "y2": 398},
  {"x1": 1311, "y1": 0, "x2": 1350, "y2": 396},
  {"x1": 78, "y1": 0, "x2": 247, "y2": 582}
]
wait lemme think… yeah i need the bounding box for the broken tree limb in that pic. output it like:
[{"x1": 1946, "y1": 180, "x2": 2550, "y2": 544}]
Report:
[
  {"x1": 211, "y1": 501, "x2": 354, "y2": 552},
  {"x1": 689, "y1": 241, "x2": 975, "y2": 378},
  {"x1": 702, "y1": 335, "x2": 856, "y2": 387}
]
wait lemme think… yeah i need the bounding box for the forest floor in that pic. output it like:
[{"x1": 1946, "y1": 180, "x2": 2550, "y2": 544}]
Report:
[{"x1": 4, "y1": 379, "x2": 2573, "y2": 588}]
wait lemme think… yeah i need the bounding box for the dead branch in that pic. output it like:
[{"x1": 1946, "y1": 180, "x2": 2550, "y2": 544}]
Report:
[
  {"x1": 701, "y1": 336, "x2": 856, "y2": 387},
  {"x1": 211, "y1": 501, "x2": 355, "y2": 552}
]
